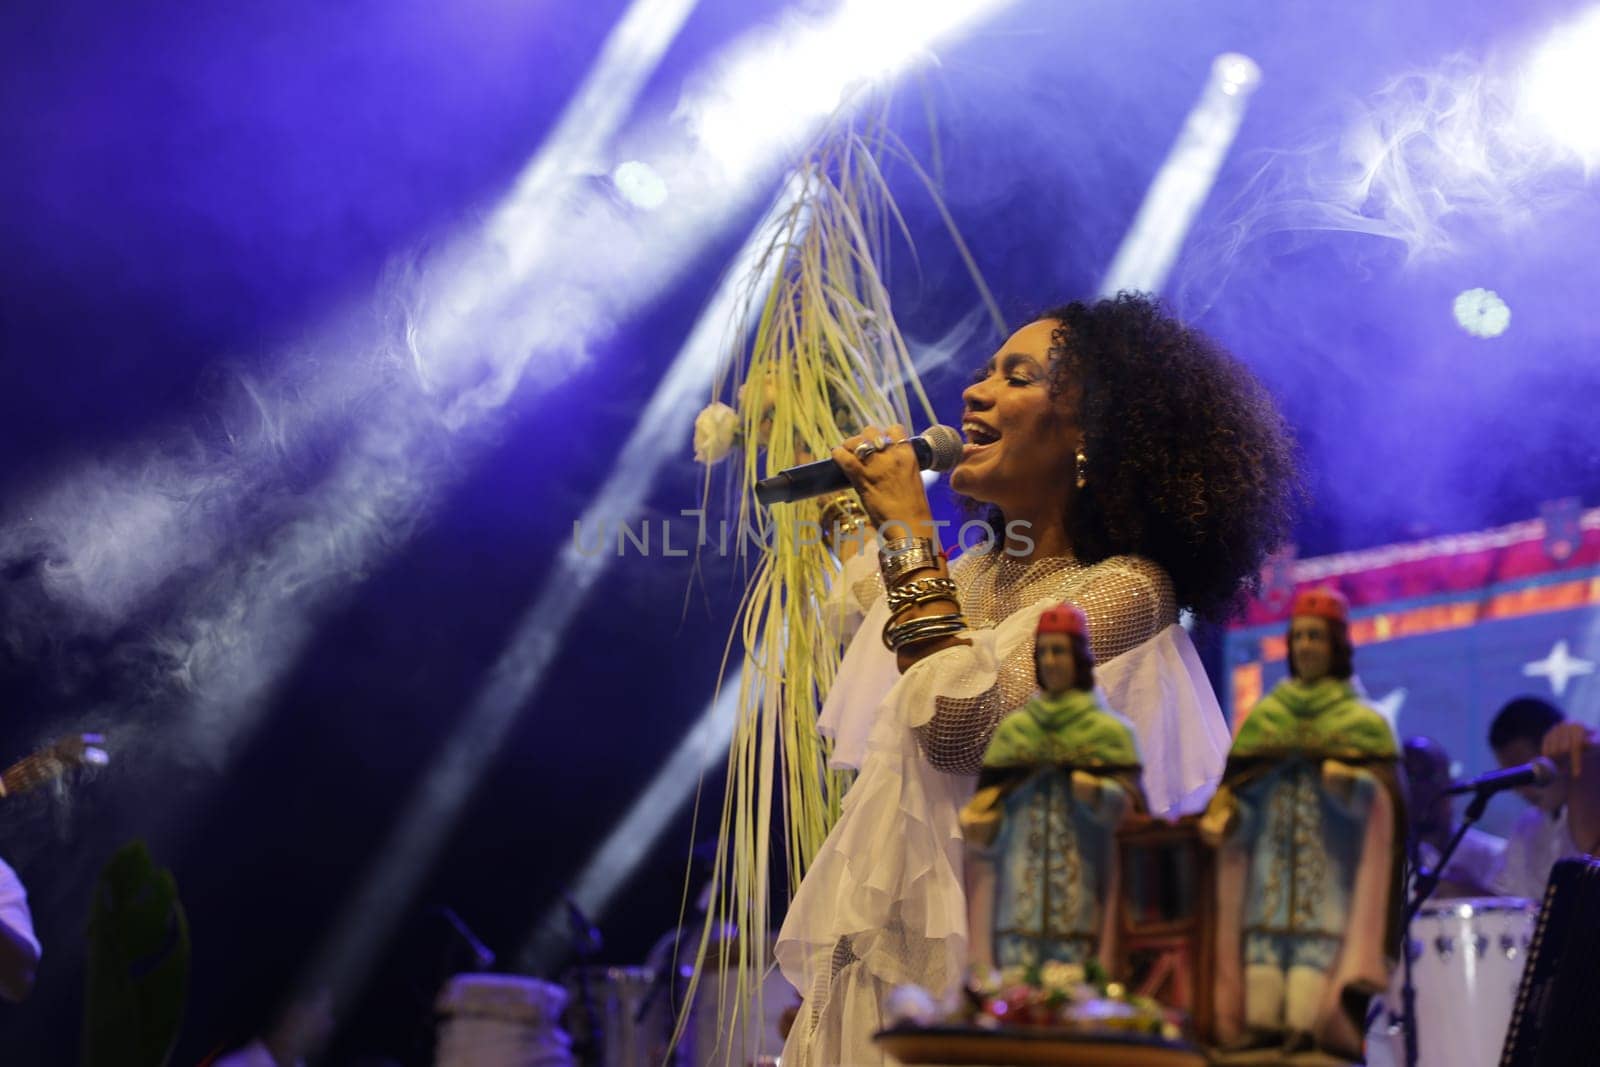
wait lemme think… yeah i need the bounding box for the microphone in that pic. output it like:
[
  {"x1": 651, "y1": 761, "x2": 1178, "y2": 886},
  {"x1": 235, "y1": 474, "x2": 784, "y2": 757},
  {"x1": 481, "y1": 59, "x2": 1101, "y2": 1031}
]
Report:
[
  {"x1": 753, "y1": 425, "x2": 964, "y2": 506},
  {"x1": 1445, "y1": 757, "x2": 1557, "y2": 796}
]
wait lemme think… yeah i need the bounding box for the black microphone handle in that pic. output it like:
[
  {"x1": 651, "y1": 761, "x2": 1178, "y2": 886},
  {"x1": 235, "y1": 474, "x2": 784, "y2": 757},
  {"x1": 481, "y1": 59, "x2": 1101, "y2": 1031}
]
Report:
[
  {"x1": 753, "y1": 436, "x2": 935, "y2": 506},
  {"x1": 1445, "y1": 757, "x2": 1554, "y2": 795},
  {"x1": 751, "y1": 458, "x2": 849, "y2": 506}
]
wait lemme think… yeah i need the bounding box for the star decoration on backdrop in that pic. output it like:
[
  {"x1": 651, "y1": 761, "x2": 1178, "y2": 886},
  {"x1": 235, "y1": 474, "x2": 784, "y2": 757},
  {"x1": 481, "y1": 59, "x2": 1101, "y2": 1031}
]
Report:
[{"x1": 1523, "y1": 639, "x2": 1596, "y2": 697}]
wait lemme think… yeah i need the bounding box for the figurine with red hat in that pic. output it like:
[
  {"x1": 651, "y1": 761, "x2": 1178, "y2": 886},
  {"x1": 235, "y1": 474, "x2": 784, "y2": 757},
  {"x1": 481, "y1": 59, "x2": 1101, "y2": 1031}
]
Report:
[
  {"x1": 959, "y1": 603, "x2": 1147, "y2": 975},
  {"x1": 1202, "y1": 586, "x2": 1404, "y2": 1061}
]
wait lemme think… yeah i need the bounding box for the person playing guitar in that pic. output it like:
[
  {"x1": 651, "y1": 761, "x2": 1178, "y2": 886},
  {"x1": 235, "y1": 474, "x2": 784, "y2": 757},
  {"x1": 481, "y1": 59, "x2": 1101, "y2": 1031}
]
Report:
[{"x1": 0, "y1": 733, "x2": 108, "y2": 1002}]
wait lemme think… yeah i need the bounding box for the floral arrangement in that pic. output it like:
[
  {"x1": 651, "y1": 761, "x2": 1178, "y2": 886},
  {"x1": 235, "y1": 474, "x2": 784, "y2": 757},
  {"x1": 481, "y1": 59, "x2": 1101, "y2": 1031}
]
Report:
[{"x1": 886, "y1": 961, "x2": 1186, "y2": 1041}]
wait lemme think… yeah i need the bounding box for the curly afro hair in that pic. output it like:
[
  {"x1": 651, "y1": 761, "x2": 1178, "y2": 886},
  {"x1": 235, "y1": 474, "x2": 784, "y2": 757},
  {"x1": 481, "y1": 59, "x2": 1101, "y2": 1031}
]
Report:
[{"x1": 967, "y1": 292, "x2": 1300, "y2": 621}]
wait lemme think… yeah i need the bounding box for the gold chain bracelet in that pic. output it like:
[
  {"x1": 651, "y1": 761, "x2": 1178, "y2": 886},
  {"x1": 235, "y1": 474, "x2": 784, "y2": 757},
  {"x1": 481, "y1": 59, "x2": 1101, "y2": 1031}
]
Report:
[{"x1": 885, "y1": 576, "x2": 960, "y2": 615}]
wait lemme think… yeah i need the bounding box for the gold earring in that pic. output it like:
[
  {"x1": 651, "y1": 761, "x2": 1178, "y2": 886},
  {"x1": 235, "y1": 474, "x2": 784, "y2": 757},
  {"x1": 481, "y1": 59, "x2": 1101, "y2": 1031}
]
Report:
[{"x1": 1074, "y1": 446, "x2": 1088, "y2": 490}]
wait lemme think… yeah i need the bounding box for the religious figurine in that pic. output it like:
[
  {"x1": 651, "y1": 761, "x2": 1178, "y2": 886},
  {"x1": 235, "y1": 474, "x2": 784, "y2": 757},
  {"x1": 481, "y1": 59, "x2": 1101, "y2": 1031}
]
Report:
[
  {"x1": 960, "y1": 604, "x2": 1147, "y2": 973},
  {"x1": 1202, "y1": 587, "x2": 1405, "y2": 1060}
]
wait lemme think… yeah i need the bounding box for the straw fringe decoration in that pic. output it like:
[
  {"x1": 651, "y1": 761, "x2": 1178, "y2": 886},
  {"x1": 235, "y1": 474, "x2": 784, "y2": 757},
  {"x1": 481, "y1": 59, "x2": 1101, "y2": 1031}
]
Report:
[{"x1": 676, "y1": 102, "x2": 1000, "y2": 1062}]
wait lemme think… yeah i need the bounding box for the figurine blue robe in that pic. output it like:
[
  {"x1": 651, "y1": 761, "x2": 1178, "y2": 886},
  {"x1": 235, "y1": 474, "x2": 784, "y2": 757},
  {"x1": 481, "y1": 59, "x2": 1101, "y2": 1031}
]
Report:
[
  {"x1": 960, "y1": 603, "x2": 1147, "y2": 974},
  {"x1": 1203, "y1": 588, "x2": 1405, "y2": 1061}
]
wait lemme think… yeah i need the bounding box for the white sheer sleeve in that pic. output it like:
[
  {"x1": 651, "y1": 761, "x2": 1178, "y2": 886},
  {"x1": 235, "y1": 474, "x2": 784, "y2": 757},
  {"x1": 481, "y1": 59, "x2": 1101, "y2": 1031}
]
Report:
[
  {"x1": 816, "y1": 582, "x2": 898, "y2": 772},
  {"x1": 820, "y1": 549, "x2": 884, "y2": 648},
  {"x1": 1095, "y1": 623, "x2": 1229, "y2": 816}
]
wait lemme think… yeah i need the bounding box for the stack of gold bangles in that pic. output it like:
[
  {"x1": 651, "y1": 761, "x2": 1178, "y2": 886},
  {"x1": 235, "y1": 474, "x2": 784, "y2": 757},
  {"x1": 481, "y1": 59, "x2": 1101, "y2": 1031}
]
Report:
[{"x1": 879, "y1": 536, "x2": 966, "y2": 652}]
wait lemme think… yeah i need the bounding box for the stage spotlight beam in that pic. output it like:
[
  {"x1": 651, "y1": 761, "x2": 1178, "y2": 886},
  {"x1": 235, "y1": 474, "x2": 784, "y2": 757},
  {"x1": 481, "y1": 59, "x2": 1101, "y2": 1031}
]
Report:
[
  {"x1": 1100, "y1": 53, "x2": 1262, "y2": 297},
  {"x1": 293, "y1": 184, "x2": 794, "y2": 1013},
  {"x1": 294, "y1": 0, "x2": 1019, "y2": 1020},
  {"x1": 519, "y1": 673, "x2": 742, "y2": 973}
]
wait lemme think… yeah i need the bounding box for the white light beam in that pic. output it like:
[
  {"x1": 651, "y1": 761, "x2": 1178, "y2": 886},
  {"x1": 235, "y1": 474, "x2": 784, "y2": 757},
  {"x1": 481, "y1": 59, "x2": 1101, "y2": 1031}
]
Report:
[
  {"x1": 1101, "y1": 53, "x2": 1262, "y2": 297},
  {"x1": 520, "y1": 671, "x2": 742, "y2": 972},
  {"x1": 294, "y1": 183, "x2": 795, "y2": 1012}
]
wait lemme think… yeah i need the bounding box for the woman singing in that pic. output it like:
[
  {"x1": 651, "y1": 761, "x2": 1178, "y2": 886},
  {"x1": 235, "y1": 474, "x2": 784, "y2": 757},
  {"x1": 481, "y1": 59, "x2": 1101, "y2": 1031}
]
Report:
[{"x1": 776, "y1": 292, "x2": 1298, "y2": 1065}]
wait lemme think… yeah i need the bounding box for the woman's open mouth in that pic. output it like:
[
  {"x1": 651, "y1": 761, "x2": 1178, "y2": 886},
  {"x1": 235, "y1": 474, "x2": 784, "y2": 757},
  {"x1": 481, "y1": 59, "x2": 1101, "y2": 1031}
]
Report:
[{"x1": 961, "y1": 419, "x2": 999, "y2": 459}]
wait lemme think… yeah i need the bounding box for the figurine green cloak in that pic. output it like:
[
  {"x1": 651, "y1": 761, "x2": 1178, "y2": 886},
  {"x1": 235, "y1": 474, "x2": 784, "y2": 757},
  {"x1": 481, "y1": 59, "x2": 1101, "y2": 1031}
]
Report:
[
  {"x1": 961, "y1": 603, "x2": 1147, "y2": 974},
  {"x1": 1203, "y1": 587, "x2": 1406, "y2": 1061}
]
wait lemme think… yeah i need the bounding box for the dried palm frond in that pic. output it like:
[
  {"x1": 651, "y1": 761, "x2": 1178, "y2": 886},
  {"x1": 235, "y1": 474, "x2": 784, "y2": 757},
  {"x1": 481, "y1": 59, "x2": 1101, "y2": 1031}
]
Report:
[{"x1": 676, "y1": 99, "x2": 1000, "y2": 1063}]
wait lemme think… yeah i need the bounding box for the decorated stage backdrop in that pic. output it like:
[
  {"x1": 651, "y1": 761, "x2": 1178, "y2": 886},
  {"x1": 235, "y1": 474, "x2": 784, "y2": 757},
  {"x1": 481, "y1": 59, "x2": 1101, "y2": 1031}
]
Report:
[{"x1": 1224, "y1": 501, "x2": 1600, "y2": 838}]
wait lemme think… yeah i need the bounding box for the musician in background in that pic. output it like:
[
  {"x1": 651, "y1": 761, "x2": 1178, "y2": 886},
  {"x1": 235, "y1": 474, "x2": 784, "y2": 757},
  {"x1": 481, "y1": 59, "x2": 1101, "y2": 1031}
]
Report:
[
  {"x1": 1489, "y1": 697, "x2": 1591, "y2": 900},
  {"x1": 0, "y1": 733, "x2": 106, "y2": 1006},
  {"x1": 0, "y1": 856, "x2": 39, "y2": 1002},
  {"x1": 1402, "y1": 736, "x2": 1505, "y2": 897},
  {"x1": 1532, "y1": 712, "x2": 1600, "y2": 862}
]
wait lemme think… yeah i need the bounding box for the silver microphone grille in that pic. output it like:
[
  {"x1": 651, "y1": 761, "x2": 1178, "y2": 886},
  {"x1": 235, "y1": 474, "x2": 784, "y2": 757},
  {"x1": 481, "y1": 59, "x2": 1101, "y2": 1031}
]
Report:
[
  {"x1": 921, "y1": 424, "x2": 964, "y2": 473},
  {"x1": 1531, "y1": 756, "x2": 1558, "y2": 786}
]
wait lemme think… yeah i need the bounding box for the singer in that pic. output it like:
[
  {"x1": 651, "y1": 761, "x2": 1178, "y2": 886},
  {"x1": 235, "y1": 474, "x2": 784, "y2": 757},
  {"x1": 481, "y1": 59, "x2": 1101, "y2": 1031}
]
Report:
[{"x1": 775, "y1": 292, "x2": 1299, "y2": 1065}]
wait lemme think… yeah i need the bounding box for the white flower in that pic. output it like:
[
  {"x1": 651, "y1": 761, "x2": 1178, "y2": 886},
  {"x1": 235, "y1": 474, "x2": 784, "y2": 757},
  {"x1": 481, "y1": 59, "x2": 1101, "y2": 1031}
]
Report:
[
  {"x1": 884, "y1": 984, "x2": 940, "y2": 1026},
  {"x1": 692, "y1": 402, "x2": 740, "y2": 464}
]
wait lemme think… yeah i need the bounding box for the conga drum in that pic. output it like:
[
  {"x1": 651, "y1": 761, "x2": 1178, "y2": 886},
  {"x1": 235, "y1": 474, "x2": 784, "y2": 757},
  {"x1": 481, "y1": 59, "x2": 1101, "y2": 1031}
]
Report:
[
  {"x1": 438, "y1": 973, "x2": 574, "y2": 1067},
  {"x1": 562, "y1": 965, "x2": 669, "y2": 1067},
  {"x1": 675, "y1": 932, "x2": 794, "y2": 1067},
  {"x1": 1364, "y1": 897, "x2": 1535, "y2": 1067}
]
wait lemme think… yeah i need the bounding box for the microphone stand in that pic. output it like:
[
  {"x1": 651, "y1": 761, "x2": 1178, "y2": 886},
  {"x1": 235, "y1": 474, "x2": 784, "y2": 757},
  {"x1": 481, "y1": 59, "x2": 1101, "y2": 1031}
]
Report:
[
  {"x1": 566, "y1": 899, "x2": 604, "y2": 1067},
  {"x1": 1397, "y1": 787, "x2": 1495, "y2": 1067}
]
